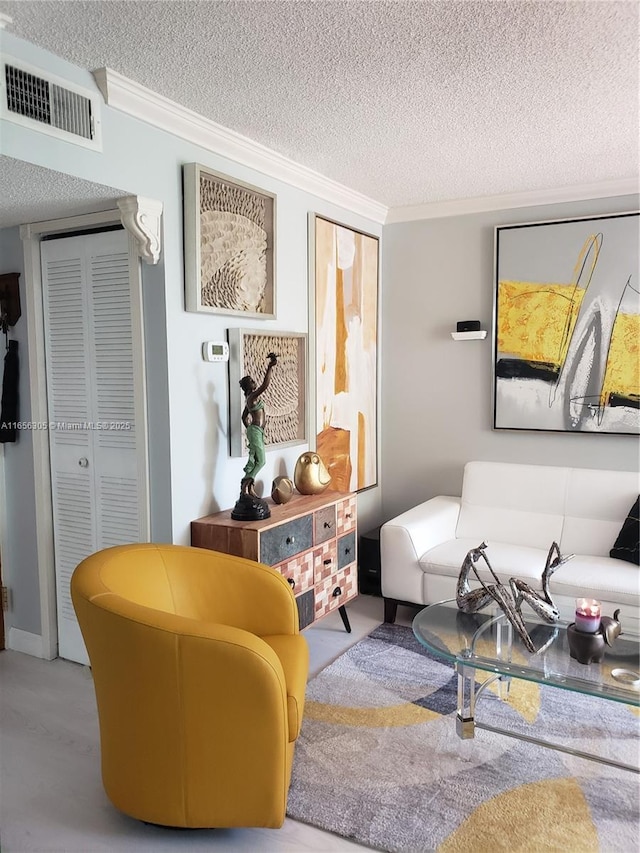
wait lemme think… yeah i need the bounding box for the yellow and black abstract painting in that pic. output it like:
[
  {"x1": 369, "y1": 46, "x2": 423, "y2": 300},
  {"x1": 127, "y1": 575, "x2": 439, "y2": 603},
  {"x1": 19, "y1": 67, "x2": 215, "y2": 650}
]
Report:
[{"x1": 494, "y1": 212, "x2": 639, "y2": 434}]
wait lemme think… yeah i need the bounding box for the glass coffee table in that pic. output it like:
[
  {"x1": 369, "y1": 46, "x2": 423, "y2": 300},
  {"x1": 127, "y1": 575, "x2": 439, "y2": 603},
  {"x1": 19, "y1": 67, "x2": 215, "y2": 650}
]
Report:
[{"x1": 413, "y1": 600, "x2": 640, "y2": 773}]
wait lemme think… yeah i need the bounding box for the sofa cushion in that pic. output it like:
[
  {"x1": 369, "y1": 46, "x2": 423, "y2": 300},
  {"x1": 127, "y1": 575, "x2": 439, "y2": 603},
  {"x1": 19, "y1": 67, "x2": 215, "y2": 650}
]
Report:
[
  {"x1": 560, "y1": 470, "x2": 639, "y2": 557},
  {"x1": 609, "y1": 496, "x2": 640, "y2": 566},
  {"x1": 455, "y1": 462, "x2": 566, "y2": 549},
  {"x1": 420, "y1": 539, "x2": 639, "y2": 608},
  {"x1": 550, "y1": 555, "x2": 639, "y2": 605},
  {"x1": 420, "y1": 538, "x2": 551, "y2": 587}
]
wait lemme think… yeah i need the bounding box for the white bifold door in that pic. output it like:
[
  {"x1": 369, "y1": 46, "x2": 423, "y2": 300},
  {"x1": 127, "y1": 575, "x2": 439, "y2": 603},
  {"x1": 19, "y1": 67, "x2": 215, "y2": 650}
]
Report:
[{"x1": 41, "y1": 228, "x2": 148, "y2": 664}]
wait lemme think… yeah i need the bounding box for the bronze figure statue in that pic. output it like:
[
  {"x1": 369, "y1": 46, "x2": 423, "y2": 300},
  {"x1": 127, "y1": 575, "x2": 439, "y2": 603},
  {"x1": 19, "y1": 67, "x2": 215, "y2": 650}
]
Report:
[
  {"x1": 239, "y1": 352, "x2": 277, "y2": 497},
  {"x1": 231, "y1": 353, "x2": 277, "y2": 521}
]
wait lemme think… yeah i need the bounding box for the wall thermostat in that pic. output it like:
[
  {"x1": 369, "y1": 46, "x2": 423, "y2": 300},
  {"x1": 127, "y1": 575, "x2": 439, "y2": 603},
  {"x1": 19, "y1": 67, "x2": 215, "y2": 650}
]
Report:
[{"x1": 202, "y1": 341, "x2": 229, "y2": 362}]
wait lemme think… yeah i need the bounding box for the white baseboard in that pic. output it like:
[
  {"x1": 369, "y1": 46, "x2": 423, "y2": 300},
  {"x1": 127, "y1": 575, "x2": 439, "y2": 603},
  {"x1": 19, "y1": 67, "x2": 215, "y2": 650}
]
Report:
[{"x1": 7, "y1": 627, "x2": 55, "y2": 659}]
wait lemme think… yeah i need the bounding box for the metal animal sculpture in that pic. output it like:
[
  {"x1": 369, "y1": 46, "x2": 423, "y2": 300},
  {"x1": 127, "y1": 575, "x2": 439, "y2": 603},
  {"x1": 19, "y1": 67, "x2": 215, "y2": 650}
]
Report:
[
  {"x1": 456, "y1": 541, "x2": 573, "y2": 653},
  {"x1": 567, "y1": 610, "x2": 622, "y2": 663},
  {"x1": 599, "y1": 609, "x2": 622, "y2": 646}
]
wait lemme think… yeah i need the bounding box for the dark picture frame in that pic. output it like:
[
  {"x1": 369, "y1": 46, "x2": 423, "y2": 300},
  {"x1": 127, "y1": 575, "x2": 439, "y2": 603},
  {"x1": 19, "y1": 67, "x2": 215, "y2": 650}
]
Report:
[{"x1": 493, "y1": 211, "x2": 639, "y2": 434}]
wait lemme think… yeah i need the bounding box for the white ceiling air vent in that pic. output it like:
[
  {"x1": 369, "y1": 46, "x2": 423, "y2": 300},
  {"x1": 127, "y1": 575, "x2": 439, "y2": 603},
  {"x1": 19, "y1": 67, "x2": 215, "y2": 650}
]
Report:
[{"x1": 1, "y1": 57, "x2": 102, "y2": 151}]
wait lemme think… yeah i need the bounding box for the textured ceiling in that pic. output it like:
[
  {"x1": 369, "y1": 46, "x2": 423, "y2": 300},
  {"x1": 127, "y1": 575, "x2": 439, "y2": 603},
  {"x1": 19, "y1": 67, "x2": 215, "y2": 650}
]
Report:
[
  {"x1": 1, "y1": 0, "x2": 638, "y2": 210},
  {"x1": 0, "y1": 157, "x2": 124, "y2": 228}
]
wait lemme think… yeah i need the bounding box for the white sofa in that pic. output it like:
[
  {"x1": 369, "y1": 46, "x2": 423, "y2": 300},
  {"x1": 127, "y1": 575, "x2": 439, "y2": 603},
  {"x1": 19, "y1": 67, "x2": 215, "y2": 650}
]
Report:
[{"x1": 381, "y1": 461, "x2": 639, "y2": 634}]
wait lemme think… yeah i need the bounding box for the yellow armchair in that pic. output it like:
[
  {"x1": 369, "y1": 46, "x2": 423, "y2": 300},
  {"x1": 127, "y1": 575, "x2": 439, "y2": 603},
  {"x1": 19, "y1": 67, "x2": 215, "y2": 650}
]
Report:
[{"x1": 71, "y1": 543, "x2": 309, "y2": 828}]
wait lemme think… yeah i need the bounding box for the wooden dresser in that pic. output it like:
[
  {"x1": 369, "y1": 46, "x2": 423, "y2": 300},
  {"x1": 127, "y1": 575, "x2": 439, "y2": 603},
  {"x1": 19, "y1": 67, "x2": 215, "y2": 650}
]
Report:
[{"x1": 191, "y1": 490, "x2": 358, "y2": 631}]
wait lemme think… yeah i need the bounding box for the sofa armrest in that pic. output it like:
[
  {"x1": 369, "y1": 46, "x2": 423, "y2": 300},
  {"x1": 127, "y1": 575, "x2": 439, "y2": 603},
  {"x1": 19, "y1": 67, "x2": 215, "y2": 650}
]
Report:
[
  {"x1": 382, "y1": 495, "x2": 461, "y2": 559},
  {"x1": 380, "y1": 496, "x2": 461, "y2": 603}
]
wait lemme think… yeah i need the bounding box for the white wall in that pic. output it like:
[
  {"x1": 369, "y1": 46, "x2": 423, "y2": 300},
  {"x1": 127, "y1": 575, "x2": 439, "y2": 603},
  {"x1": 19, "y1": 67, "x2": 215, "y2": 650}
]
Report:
[
  {"x1": 381, "y1": 196, "x2": 640, "y2": 522},
  {"x1": 0, "y1": 32, "x2": 383, "y2": 643}
]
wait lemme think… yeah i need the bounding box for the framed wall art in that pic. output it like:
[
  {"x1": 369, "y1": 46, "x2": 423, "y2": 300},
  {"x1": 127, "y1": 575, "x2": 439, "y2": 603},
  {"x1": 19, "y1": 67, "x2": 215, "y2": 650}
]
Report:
[
  {"x1": 183, "y1": 163, "x2": 276, "y2": 317},
  {"x1": 493, "y1": 211, "x2": 639, "y2": 434},
  {"x1": 228, "y1": 328, "x2": 307, "y2": 457},
  {"x1": 311, "y1": 214, "x2": 379, "y2": 491}
]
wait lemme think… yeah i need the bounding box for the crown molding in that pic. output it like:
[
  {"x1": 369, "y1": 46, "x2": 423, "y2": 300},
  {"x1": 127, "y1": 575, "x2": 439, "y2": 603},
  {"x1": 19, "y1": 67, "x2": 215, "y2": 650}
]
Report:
[
  {"x1": 90, "y1": 68, "x2": 637, "y2": 227},
  {"x1": 385, "y1": 178, "x2": 640, "y2": 223},
  {"x1": 92, "y1": 67, "x2": 388, "y2": 225}
]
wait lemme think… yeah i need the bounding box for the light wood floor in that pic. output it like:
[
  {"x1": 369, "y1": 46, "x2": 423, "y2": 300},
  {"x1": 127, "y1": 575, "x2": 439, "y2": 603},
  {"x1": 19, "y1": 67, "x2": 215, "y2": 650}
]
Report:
[{"x1": 0, "y1": 595, "x2": 417, "y2": 852}]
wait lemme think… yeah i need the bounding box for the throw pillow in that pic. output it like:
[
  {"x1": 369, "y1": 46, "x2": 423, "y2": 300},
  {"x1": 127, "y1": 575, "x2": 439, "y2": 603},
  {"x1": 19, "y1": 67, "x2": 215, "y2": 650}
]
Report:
[{"x1": 610, "y1": 496, "x2": 640, "y2": 565}]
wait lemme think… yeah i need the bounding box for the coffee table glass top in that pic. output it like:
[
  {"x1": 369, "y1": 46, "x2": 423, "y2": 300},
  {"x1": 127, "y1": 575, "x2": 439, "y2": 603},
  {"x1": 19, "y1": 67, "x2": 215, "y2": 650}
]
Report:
[{"x1": 413, "y1": 600, "x2": 640, "y2": 706}]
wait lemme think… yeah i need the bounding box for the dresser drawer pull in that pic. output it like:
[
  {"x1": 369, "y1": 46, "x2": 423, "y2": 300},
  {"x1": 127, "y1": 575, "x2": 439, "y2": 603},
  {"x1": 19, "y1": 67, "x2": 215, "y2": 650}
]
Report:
[
  {"x1": 286, "y1": 536, "x2": 295, "y2": 545},
  {"x1": 287, "y1": 578, "x2": 296, "y2": 590},
  {"x1": 345, "y1": 513, "x2": 352, "y2": 519},
  {"x1": 324, "y1": 521, "x2": 333, "y2": 529},
  {"x1": 332, "y1": 586, "x2": 342, "y2": 598},
  {"x1": 323, "y1": 558, "x2": 332, "y2": 565}
]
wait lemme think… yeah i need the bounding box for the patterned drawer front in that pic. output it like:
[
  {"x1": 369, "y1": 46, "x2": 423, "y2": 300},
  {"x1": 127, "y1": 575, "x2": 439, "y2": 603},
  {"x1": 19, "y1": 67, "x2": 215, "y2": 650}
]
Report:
[
  {"x1": 314, "y1": 564, "x2": 357, "y2": 619},
  {"x1": 314, "y1": 540, "x2": 337, "y2": 582},
  {"x1": 259, "y1": 515, "x2": 313, "y2": 565},
  {"x1": 314, "y1": 504, "x2": 336, "y2": 544},
  {"x1": 336, "y1": 496, "x2": 357, "y2": 536},
  {"x1": 337, "y1": 531, "x2": 356, "y2": 570},
  {"x1": 276, "y1": 550, "x2": 314, "y2": 596},
  {"x1": 296, "y1": 589, "x2": 315, "y2": 630}
]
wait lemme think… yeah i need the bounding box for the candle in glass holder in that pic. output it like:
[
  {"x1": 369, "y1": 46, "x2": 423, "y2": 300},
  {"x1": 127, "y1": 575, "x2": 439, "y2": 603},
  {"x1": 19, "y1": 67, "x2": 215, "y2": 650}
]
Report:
[{"x1": 575, "y1": 598, "x2": 601, "y2": 633}]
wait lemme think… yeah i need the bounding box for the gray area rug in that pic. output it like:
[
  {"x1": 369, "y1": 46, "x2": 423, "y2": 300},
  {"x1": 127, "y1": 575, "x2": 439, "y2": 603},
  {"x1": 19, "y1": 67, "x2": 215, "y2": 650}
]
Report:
[{"x1": 287, "y1": 623, "x2": 640, "y2": 852}]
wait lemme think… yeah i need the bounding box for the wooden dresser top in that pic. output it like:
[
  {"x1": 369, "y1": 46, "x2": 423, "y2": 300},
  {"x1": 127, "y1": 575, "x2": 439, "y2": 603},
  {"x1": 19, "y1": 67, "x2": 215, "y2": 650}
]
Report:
[{"x1": 192, "y1": 490, "x2": 354, "y2": 533}]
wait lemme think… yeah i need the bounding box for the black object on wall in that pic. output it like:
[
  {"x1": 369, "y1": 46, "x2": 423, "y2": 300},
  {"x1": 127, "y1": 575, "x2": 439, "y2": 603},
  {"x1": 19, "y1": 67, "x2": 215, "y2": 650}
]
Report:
[
  {"x1": 0, "y1": 340, "x2": 19, "y2": 443},
  {"x1": 0, "y1": 273, "x2": 21, "y2": 443},
  {"x1": 0, "y1": 273, "x2": 21, "y2": 331},
  {"x1": 456, "y1": 320, "x2": 481, "y2": 333}
]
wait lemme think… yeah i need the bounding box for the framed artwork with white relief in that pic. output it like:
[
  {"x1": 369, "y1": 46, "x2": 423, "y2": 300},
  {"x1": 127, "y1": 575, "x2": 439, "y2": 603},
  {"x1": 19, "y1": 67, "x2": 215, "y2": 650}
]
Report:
[{"x1": 183, "y1": 163, "x2": 276, "y2": 317}]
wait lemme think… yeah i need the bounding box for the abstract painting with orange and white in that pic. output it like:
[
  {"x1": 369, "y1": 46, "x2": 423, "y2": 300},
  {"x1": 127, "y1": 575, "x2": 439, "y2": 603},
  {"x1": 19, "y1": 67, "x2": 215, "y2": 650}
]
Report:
[{"x1": 314, "y1": 216, "x2": 379, "y2": 490}]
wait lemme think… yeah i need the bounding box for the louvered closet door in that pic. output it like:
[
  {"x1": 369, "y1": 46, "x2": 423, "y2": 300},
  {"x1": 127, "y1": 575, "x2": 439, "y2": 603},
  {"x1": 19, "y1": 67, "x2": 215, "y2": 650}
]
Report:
[{"x1": 41, "y1": 229, "x2": 146, "y2": 664}]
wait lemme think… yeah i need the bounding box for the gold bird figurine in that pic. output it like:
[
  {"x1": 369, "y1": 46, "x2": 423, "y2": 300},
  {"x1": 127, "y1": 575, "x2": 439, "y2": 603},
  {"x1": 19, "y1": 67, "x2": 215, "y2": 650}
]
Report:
[{"x1": 294, "y1": 453, "x2": 332, "y2": 495}]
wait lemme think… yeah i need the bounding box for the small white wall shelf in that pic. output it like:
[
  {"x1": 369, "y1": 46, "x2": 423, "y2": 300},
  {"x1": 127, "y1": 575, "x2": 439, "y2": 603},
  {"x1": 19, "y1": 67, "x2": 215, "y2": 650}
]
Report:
[{"x1": 451, "y1": 330, "x2": 487, "y2": 341}]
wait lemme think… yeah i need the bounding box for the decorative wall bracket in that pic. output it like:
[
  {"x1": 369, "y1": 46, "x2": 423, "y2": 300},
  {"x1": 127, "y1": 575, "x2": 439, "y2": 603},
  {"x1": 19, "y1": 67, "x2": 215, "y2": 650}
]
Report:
[{"x1": 117, "y1": 195, "x2": 163, "y2": 264}]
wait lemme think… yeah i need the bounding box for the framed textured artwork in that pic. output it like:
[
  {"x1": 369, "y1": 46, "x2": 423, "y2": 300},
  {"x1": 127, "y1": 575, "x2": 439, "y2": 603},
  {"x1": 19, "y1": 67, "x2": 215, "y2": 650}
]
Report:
[
  {"x1": 183, "y1": 163, "x2": 276, "y2": 317},
  {"x1": 228, "y1": 328, "x2": 307, "y2": 457},
  {"x1": 493, "y1": 211, "x2": 639, "y2": 434},
  {"x1": 311, "y1": 214, "x2": 379, "y2": 491}
]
